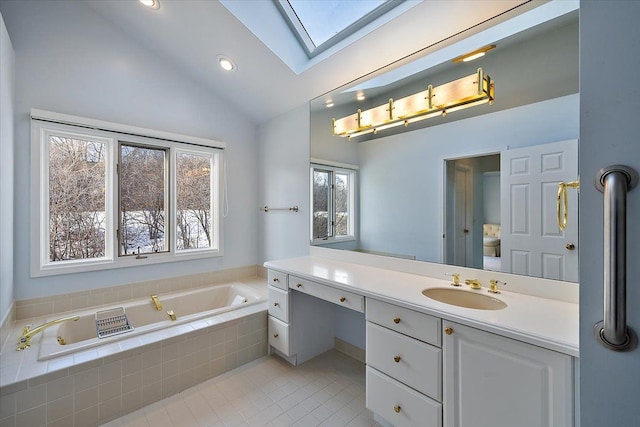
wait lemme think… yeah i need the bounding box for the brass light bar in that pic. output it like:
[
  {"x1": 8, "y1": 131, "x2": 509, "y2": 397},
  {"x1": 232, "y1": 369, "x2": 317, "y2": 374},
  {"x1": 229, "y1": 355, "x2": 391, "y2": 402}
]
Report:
[{"x1": 332, "y1": 68, "x2": 494, "y2": 139}]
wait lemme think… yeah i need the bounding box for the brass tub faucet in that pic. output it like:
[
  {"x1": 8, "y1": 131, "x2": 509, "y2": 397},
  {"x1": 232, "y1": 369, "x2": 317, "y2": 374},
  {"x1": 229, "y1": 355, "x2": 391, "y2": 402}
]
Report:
[
  {"x1": 151, "y1": 295, "x2": 162, "y2": 310},
  {"x1": 17, "y1": 315, "x2": 79, "y2": 351}
]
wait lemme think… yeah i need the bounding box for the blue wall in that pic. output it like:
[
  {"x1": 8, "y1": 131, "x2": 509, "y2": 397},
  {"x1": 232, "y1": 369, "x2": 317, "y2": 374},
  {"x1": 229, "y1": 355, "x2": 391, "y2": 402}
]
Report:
[{"x1": 579, "y1": 1, "x2": 640, "y2": 425}]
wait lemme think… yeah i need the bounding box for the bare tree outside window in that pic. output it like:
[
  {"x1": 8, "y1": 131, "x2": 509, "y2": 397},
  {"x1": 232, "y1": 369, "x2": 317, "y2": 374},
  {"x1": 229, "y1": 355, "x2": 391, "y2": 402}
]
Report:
[
  {"x1": 48, "y1": 136, "x2": 106, "y2": 261},
  {"x1": 313, "y1": 170, "x2": 330, "y2": 239},
  {"x1": 176, "y1": 152, "x2": 213, "y2": 250},
  {"x1": 119, "y1": 144, "x2": 166, "y2": 255},
  {"x1": 311, "y1": 166, "x2": 354, "y2": 241},
  {"x1": 334, "y1": 173, "x2": 349, "y2": 236}
]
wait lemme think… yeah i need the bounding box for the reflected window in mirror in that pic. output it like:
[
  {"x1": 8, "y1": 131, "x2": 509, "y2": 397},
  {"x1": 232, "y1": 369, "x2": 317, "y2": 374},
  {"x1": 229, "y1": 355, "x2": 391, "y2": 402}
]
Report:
[{"x1": 310, "y1": 163, "x2": 356, "y2": 244}]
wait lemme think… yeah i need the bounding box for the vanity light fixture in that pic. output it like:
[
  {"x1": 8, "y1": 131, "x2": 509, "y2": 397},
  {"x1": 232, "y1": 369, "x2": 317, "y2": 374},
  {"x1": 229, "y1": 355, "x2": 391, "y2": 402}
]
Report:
[
  {"x1": 217, "y1": 55, "x2": 237, "y2": 72},
  {"x1": 325, "y1": 100, "x2": 335, "y2": 108},
  {"x1": 139, "y1": 0, "x2": 160, "y2": 10},
  {"x1": 333, "y1": 68, "x2": 494, "y2": 139},
  {"x1": 356, "y1": 92, "x2": 366, "y2": 101},
  {"x1": 453, "y1": 45, "x2": 496, "y2": 63}
]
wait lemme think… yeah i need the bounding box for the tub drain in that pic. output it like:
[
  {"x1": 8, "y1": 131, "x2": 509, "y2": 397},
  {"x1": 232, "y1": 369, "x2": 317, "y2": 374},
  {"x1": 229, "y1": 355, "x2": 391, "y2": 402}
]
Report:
[{"x1": 95, "y1": 307, "x2": 134, "y2": 339}]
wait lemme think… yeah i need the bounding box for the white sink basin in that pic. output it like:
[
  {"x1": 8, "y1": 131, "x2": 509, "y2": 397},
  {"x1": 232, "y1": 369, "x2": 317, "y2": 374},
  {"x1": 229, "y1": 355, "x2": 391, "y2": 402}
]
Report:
[{"x1": 422, "y1": 288, "x2": 507, "y2": 310}]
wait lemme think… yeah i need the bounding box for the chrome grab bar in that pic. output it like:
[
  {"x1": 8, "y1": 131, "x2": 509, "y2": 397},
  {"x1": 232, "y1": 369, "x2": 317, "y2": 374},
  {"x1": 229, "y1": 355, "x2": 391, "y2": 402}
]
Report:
[{"x1": 593, "y1": 165, "x2": 638, "y2": 351}]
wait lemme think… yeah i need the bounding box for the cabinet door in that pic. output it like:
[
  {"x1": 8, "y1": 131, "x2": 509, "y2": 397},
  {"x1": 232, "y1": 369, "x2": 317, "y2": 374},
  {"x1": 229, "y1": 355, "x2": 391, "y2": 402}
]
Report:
[{"x1": 443, "y1": 321, "x2": 573, "y2": 427}]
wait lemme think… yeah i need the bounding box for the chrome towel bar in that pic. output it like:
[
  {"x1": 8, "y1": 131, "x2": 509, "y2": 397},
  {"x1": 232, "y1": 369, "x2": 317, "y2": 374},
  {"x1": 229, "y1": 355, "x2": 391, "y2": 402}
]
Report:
[
  {"x1": 593, "y1": 165, "x2": 638, "y2": 351},
  {"x1": 260, "y1": 205, "x2": 299, "y2": 213}
]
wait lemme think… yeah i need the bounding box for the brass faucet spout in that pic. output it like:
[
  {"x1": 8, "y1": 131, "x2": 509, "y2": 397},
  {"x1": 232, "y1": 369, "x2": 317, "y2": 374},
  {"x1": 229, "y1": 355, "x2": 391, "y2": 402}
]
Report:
[
  {"x1": 17, "y1": 315, "x2": 79, "y2": 351},
  {"x1": 465, "y1": 279, "x2": 483, "y2": 290},
  {"x1": 151, "y1": 295, "x2": 162, "y2": 311}
]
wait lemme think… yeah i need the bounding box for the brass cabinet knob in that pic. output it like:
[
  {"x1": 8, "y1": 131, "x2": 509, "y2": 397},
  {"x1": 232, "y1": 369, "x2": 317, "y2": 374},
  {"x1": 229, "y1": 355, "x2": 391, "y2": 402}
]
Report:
[
  {"x1": 296, "y1": 283, "x2": 302, "y2": 288},
  {"x1": 445, "y1": 327, "x2": 453, "y2": 335},
  {"x1": 273, "y1": 302, "x2": 279, "y2": 307},
  {"x1": 566, "y1": 243, "x2": 576, "y2": 250},
  {"x1": 272, "y1": 278, "x2": 279, "y2": 282},
  {"x1": 394, "y1": 405, "x2": 401, "y2": 413},
  {"x1": 393, "y1": 355, "x2": 401, "y2": 363},
  {"x1": 339, "y1": 297, "x2": 346, "y2": 302},
  {"x1": 273, "y1": 333, "x2": 279, "y2": 338},
  {"x1": 393, "y1": 317, "x2": 401, "y2": 324}
]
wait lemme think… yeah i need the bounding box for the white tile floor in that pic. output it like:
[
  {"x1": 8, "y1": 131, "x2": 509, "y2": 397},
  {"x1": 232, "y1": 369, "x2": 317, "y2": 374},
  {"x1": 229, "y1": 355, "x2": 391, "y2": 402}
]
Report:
[{"x1": 101, "y1": 350, "x2": 383, "y2": 427}]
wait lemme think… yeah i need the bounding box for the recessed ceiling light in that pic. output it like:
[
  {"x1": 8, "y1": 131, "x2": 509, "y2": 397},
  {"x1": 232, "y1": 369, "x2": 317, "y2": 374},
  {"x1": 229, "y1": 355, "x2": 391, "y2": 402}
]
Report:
[
  {"x1": 453, "y1": 45, "x2": 496, "y2": 63},
  {"x1": 139, "y1": 0, "x2": 160, "y2": 10},
  {"x1": 356, "y1": 92, "x2": 366, "y2": 101},
  {"x1": 217, "y1": 55, "x2": 237, "y2": 72}
]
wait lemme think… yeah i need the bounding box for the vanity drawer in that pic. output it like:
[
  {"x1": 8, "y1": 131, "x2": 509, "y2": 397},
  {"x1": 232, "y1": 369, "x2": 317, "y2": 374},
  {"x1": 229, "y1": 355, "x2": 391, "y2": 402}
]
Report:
[
  {"x1": 366, "y1": 298, "x2": 441, "y2": 347},
  {"x1": 268, "y1": 286, "x2": 290, "y2": 323},
  {"x1": 289, "y1": 275, "x2": 364, "y2": 313},
  {"x1": 268, "y1": 270, "x2": 288, "y2": 290},
  {"x1": 268, "y1": 316, "x2": 291, "y2": 356},
  {"x1": 366, "y1": 366, "x2": 442, "y2": 427},
  {"x1": 367, "y1": 322, "x2": 442, "y2": 401}
]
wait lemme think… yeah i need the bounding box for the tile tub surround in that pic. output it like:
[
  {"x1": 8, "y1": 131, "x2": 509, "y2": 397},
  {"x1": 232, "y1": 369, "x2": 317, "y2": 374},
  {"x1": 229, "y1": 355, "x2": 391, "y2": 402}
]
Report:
[
  {"x1": 11, "y1": 264, "x2": 260, "y2": 321},
  {"x1": 0, "y1": 280, "x2": 268, "y2": 427}
]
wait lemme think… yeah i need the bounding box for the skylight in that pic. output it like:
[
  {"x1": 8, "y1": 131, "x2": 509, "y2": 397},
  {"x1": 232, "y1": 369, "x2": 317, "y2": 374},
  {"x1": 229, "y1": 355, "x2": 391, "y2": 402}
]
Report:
[{"x1": 276, "y1": 0, "x2": 403, "y2": 57}]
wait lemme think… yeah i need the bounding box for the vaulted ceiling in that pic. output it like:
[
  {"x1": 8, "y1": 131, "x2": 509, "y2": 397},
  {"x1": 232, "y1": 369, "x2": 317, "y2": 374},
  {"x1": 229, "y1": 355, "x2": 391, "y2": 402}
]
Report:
[{"x1": 82, "y1": 0, "x2": 542, "y2": 125}]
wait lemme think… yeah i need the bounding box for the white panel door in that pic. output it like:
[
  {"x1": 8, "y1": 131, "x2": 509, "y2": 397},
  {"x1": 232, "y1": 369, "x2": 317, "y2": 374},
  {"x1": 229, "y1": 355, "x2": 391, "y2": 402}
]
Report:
[
  {"x1": 500, "y1": 139, "x2": 578, "y2": 281},
  {"x1": 443, "y1": 321, "x2": 574, "y2": 427}
]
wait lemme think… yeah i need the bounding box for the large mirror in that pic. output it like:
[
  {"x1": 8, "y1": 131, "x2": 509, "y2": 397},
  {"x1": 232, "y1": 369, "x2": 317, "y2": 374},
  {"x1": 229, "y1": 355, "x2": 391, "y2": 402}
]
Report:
[{"x1": 309, "y1": 5, "x2": 579, "y2": 282}]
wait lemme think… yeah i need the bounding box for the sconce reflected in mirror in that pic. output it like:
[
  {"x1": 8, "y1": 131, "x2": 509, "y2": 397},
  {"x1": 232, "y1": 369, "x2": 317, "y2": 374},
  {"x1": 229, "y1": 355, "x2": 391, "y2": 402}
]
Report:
[{"x1": 332, "y1": 68, "x2": 494, "y2": 139}]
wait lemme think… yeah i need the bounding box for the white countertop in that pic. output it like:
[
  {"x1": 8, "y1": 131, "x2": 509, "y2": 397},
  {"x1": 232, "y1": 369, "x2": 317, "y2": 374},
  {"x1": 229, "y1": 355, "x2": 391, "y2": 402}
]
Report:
[{"x1": 265, "y1": 256, "x2": 579, "y2": 357}]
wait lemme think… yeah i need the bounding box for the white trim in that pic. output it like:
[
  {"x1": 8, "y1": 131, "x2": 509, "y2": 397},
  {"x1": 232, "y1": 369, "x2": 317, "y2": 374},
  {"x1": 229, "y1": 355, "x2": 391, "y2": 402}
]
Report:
[
  {"x1": 310, "y1": 158, "x2": 359, "y2": 170},
  {"x1": 31, "y1": 109, "x2": 226, "y2": 149}
]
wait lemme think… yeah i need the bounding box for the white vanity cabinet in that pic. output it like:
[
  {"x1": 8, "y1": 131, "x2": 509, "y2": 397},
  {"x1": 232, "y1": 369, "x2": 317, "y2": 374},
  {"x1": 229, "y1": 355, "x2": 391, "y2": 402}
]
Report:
[
  {"x1": 365, "y1": 298, "x2": 443, "y2": 427},
  {"x1": 442, "y1": 320, "x2": 574, "y2": 427},
  {"x1": 267, "y1": 270, "x2": 292, "y2": 356}
]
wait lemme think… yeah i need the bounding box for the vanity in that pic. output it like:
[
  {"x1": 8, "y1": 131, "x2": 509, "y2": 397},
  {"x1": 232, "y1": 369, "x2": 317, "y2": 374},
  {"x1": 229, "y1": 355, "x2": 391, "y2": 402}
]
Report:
[{"x1": 264, "y1": 249, "x2": 579, "y2": 427}]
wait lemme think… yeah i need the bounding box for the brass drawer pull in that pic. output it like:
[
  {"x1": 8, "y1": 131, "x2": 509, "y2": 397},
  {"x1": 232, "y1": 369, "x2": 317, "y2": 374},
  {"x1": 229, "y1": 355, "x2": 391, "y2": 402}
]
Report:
[
  {"x1": 394, "y1": 355, "x2": 401, "y2": 363},
  {"x1": 273, "y1": 333, "x2": 279, "y2": 338},
  {"x1": 339, "y1": 297, "x2": 346, "y2": 302},
  {"x1": 393, "y1": 317, "x2": 401, "y2": 324},
  {"x1": 296, "y1": 283, "x2": 302, "y2": 288},
  {"x1": 272, "y1": 278, "x2": 279, "y2": 282},
  {"x1": 445, "y1": 327, "x2": 453, "y2": 335},
  {"x1": 273, "y1": 302, "x2": 279, "y2": 307},
  {"x1": 394, "y1": 405, "x2": 401, "y2": 413}
]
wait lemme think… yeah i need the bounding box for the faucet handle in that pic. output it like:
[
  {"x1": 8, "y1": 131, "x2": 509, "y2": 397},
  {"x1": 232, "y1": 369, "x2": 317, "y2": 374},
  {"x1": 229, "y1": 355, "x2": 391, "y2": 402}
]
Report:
[
  {"x1": 489, "y1": 279, "x2": 507, "y2": 294},
  {"x1": 446, "y1": 273, "x2": 462, "y2": 286}
]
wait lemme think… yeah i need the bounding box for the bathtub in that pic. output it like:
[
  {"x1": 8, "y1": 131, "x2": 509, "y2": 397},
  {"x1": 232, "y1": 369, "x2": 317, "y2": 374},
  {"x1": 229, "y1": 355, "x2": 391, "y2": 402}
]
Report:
[{"x1": 38, "y1": 282, "x2": 265, "y2": 360}]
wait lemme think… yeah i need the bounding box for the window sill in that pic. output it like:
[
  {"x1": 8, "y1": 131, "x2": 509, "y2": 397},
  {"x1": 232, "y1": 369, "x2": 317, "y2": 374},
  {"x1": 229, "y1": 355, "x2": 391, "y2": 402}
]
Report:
[
  {"x1": 311, "y1": 236, "x2": 357, "y2": 246},
  {"x1": 32, "y1": 250, "x2": 223, "y2": 278}
]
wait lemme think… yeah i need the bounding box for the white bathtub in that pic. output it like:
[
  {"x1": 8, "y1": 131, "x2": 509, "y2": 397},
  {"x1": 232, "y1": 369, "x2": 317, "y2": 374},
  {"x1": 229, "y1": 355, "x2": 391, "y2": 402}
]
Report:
[{"x1": 38, "y1": 283, "x2": 265, "y2": 360}]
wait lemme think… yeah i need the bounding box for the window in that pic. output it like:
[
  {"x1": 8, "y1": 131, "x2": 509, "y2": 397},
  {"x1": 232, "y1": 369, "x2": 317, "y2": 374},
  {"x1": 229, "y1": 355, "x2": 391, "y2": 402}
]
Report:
[
  {"x1": 310, "y1": 164, "x2": 356, "y2": 243},
  {"x1": 32, "y1": 111, "x2": 223, "y2": 276},
  {"x1": 275, "y1": 0, "x2": 402, "y2": 57}
]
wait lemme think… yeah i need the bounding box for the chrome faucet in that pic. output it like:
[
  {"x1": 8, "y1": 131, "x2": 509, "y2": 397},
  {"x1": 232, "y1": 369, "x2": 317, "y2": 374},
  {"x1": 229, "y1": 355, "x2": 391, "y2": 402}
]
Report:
[
  {"x1": 17, "y1": 315, "x2": 79, "y2": 351},
  {"x1": 151, "y1": 295, "x2": 162, "y2": 311}
]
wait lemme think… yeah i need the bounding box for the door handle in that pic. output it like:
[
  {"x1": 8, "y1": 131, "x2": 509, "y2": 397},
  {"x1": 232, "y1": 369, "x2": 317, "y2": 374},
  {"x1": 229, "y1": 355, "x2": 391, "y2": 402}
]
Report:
[{"x1": 566, "y1": 243, "x2": 576, "y2": 250}]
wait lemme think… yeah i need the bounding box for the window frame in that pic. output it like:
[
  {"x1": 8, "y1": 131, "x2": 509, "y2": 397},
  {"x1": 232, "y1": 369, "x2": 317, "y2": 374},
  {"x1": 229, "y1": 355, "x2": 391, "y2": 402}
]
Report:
[
  {"x1": 310, "y1": 162, "x2": 357, "y2": 245},
  {"x1": 274, "y1": 0, "x2": 403, "y2": 58},
  {"x1": 31, "y1": 110, "x2": 225, "y2": 277}
]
